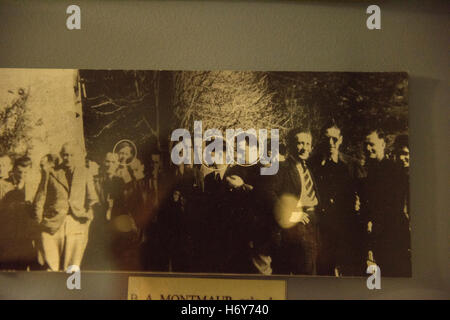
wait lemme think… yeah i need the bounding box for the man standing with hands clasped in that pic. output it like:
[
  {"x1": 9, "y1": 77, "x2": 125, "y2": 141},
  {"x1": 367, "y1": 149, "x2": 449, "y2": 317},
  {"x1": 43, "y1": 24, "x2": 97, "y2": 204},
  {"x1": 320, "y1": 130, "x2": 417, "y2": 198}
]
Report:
[{"x1": 34, "y1": 142, "x2": 98, "y2": 271}]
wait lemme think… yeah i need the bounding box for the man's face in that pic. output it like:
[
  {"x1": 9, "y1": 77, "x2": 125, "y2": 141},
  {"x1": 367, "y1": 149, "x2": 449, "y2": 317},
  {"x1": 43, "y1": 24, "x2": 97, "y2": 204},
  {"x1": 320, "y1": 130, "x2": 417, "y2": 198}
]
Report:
[
  {"x1": 324, "y1": 127, "x2": 342, "y2": 156},
  {"x1": 398, "y1": 146, "x2": 410, "y2": 168},
  {"x1": 0, "y1": 156, "x2": 12, "y2": 179},
  {"x1": 118, "y1": 146, "x2": 133, "y2": 164},
  {"x1": 104, "y1": 153, "x2": 118, "y2": 175},
  {"x1": 364, "y1": 131, "x2": 385, "y2": 161},
  {"x1": 172, "y1": 190, "x2": 181, "y2": 202},
  {"x1": 61, "y1": 145, "x2": 77, "y2": 169},
  {"x1": 293, "y1": 132, "x2": 312, "y2": 161},
  {"x1": 13, "y1": 165, "x2": 30, "y2": 183}
]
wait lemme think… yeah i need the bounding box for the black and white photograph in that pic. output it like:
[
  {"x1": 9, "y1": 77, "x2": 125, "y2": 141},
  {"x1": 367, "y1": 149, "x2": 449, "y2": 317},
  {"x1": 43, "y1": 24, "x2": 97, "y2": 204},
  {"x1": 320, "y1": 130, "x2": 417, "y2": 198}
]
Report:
[{"x1": 0, "y1": 68, "x2": 411, "y2": 277}]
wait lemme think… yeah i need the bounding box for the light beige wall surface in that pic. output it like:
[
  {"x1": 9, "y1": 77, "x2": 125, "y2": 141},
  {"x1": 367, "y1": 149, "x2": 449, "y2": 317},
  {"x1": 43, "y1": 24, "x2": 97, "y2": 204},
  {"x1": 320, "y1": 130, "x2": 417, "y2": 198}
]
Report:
[{"x1": 0, "y1": 0, "x2": 448, "y2": 299}]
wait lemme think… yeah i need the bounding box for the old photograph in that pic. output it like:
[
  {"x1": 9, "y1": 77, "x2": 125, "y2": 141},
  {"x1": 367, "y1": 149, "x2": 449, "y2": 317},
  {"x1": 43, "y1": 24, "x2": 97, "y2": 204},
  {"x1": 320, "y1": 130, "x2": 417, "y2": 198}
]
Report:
[{"x1": 0, "y1": 69, "x2": 411, "y2": 277}]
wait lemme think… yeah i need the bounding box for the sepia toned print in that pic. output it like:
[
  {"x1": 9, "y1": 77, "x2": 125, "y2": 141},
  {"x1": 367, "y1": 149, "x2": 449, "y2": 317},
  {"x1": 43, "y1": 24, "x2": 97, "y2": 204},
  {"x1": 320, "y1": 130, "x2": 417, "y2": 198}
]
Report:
[{"x1": 0, "y1": 69, "x2": 411, "y2": 277}]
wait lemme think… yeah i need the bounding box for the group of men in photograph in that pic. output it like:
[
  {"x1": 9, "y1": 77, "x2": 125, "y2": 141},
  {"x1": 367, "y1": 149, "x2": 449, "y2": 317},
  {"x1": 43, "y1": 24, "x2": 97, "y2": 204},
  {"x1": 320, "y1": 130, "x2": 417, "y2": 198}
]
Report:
[
  {"x1": 268, "y1": 121, "x2": 411, "y2": 277},
  {"x1": 0, "y1": 119, "x2": 412, "y2": 277}
]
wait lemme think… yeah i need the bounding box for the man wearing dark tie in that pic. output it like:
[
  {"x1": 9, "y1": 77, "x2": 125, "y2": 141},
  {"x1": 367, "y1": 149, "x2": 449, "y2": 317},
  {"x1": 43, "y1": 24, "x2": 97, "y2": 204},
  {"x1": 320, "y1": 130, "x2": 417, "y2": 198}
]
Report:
[{"x1": 271, "y1": 127, "x2": 320, "y2": 275}]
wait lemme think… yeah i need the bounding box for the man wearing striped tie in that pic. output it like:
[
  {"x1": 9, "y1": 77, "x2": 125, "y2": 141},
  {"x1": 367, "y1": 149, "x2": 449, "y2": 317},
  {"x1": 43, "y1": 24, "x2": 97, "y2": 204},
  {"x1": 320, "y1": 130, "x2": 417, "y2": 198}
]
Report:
[{"x1": 272, "y1": 127, "x2": 320, "y2": 275}]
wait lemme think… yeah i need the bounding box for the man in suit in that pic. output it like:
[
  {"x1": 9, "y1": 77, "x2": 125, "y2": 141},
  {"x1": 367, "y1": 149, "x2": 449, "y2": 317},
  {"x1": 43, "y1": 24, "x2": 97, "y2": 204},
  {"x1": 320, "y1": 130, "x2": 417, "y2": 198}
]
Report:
[
  {"x1": 94, "y1": 153, "x2": 124, "y2": 222},
  {"x1": 0, "y1": 156, "x2": 38, "y2": 270},
  {"x1": 390, "y1": 134, "x2": 412, "y2": 276},
  {"x1": 360, "y1": 129, "x2": 404, "y2": 276},
  {"x1": 271, "y1": 127, "x2": 320, "y2": 275},
  {"x1": 200, "y1": 140, "x2": 232, "y2": 273},
  {"x1": 310, "y1": 120, "x2": 363, "y2": 276},
  {"x1": 82, "y1": 152, "x2": 124, "y2": 270},
  {"x1": 225, "y1": 133, "x2": 277, "y2": 275},
  {"x1": 154, "y1": 158, "x2": 204, "y2": 272},
  {"x1": 33, "y1": 142, "x2": 98, "y2": 271},
  {"x1": 195, "y1": 137, "x2": 249, "y2": 273}
]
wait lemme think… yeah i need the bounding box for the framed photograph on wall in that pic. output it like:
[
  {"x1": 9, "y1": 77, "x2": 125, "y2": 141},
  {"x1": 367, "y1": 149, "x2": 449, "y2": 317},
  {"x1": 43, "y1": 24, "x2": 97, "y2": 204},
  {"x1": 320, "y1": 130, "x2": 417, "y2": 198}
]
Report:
[{"x1": 0, "y1": 68, "x2": 411, "y2": 281}]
